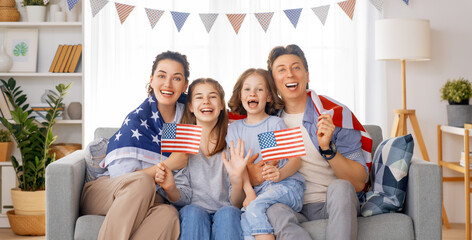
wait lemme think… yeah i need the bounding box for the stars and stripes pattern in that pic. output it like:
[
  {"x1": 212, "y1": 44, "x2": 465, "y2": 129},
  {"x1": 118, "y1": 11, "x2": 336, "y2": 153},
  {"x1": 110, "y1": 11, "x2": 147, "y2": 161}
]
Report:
[
  {"x1": 161, "y1": 123, "x2": 202, "y2": 154},
  {"x1": 258, "y1": 127, "x2": 306, "y2": 162},
  {"x1": 307, "y1": 89, "x2": 372, "y2": 191},
  {"x1": 101, "y1": 94, "x2": 186, "y2": 168}
]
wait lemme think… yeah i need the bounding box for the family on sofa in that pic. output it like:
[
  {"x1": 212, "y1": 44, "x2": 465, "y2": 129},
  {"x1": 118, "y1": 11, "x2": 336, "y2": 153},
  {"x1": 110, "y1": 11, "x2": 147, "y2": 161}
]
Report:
[{"x1": 67, "y1": 45, "x2": 415, "y2": 240}]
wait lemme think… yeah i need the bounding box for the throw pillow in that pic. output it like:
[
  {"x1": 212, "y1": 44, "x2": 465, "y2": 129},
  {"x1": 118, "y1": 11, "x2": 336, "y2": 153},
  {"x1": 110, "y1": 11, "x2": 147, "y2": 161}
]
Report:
[
  {"x1": 361, "y1": 134, "x2": 414, "y2": 217},
  {"x1": 85, "y1": 137, "x2": 108, "y2": 182}
]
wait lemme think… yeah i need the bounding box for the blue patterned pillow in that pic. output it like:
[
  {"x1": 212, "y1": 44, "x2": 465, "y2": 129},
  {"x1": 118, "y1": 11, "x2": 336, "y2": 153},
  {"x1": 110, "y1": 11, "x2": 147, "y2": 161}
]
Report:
[{"x1": 361, "y1": 134, "x2": 414, "y2": 217}]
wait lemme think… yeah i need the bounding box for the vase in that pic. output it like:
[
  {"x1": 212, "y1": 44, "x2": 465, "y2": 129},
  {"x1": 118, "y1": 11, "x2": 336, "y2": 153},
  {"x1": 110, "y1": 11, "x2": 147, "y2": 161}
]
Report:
[
  {"x1": 0, "y1": 142, "x2": 12, "y2": 162},
  {"x1": 25, "y1": 5, "x2": 46, "y2": 22},
  {"x1": 67, "y1": 102, "x2": 82, "y2": 119},
  {"x1": 0, "y1": 44, "x2": 13, "y2": 72},
  {"x1": 447, "y1": 104, "x2": 472, "y2": 127}
]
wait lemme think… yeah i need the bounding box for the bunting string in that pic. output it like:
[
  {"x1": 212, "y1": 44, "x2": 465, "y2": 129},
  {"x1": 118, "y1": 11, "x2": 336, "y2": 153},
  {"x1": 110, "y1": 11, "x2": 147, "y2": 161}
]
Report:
[{"x1": 89, "y1": 0, "x2": 411, "y2": 33}]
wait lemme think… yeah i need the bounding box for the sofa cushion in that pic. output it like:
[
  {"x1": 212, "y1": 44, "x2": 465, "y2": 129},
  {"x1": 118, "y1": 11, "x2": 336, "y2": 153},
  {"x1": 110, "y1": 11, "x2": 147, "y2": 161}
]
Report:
[
  {"x1": 84, "y1": 138, "x2": 108, "y2": 182},
  {"x1": 75, "y1": 215, "x2": 104, "y2": 240},
  {"x1": 361, "y1": 134, "x2": 414, "y2": 217},
  {"x1": 301, "y1": 213, "x2": 413, "y2": 240}
]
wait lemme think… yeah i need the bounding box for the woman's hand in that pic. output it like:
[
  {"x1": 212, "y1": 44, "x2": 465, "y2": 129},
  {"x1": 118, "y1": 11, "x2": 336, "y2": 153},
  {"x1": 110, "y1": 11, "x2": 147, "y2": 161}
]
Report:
[
  {"x1": 317, "y1": 114, "x2": 335, "y2": 150},
  {"x1": 262, "y1": 163, "x2": 281, "y2": 182},
  {"x1": 154, "y1": 162, "x2": 176, "y2": 191},
  {"x1": 222, "y1": 139, "x2": 252, "y2": 184}
]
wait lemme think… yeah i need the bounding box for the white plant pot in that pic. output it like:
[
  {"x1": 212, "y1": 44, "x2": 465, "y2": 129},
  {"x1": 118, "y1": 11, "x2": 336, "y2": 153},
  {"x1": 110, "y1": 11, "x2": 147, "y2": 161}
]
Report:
[{"x1": 26, "y1": 6, "x2": 46, "y2": 22}]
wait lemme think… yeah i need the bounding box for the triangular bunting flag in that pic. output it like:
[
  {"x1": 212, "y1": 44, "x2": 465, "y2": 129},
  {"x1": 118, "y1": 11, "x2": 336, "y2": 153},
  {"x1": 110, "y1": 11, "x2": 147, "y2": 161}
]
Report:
[
  {"x1": 67, "y1": 0, "x2": 79, "y2": 11},
  {"x1": 369, "y1": 0, "x2": 384, "y2": 12},
  {"x1": 311, "y1": 5, "x2": 330, "y2": 25},
  {"x1": 43, "y1": 0, "x2": 49, "y2": 4},
  {"x1": 145, "y1": 8, "x2": 165, "y2": 29},
  {"x1": 283, "y1": 8, "x2": 302, "y2": 28},
  {"x1": 254, "y1": 12, "x2": 274, "y2": 32},
  {"x1": 171, "y1": 11, "x2": 190, "y2": 32},
  {"x1": 403, "y1": 0, "x2": 409, "y2": 5},
  {"x1": 338, "y1": 0, "x2": 356, "y2": 20},
  {"x1": 226, "y1": 14, "x2": 246, "y2": 34},
  {"x1": 199, "y1": 13, "x2": 219, "y2": 33},
  {"x1": 90, "y1": 0, "x2": 108, "y2": 17},
  {"x1": 115, "y1": 3, "x2": 135, "y2": 24}
]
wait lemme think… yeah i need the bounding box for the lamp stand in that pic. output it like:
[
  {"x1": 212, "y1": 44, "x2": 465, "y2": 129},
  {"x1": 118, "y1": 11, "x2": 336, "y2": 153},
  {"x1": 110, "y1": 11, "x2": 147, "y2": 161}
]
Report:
[{"x1": 390, "y1": 60, "x2": 431, "y2": 162}]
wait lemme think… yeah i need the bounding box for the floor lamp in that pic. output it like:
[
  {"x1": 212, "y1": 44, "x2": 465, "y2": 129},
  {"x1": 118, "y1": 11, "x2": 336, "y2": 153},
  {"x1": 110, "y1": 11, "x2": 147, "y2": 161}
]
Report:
[{"x1": 375, "y1": 18, "x2": 431, "y2": 162}]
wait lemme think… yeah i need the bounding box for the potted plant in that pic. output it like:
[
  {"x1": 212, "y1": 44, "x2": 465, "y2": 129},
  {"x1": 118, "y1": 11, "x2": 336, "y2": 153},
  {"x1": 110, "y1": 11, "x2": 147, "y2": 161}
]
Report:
[
  {"x1": 22, "y1": 0, "x2": 48, "y2": 22},
  {"x1": 0, "y1": 129, "x2": 12, "y2": 162},
  {"x1": 440, "y1": 77, "x2": 472, "y2": 127},
  {"x1": 0, "y1": 77, "x2": 69, "y2": 235}
]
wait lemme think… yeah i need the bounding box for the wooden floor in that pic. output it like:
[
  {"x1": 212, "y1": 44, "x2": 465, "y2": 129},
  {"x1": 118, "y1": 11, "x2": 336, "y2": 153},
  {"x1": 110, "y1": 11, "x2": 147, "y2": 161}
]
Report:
[{"x1": 0, "y1": 223, "x2": 467, "y2": 239}]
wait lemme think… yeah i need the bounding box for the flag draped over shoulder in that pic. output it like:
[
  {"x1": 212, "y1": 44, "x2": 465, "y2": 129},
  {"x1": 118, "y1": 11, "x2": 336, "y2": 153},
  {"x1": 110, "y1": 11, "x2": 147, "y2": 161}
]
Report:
[
  {"x1": 258, "y1": 127, "x2": 306, "y2": 162},
  {"x1": 307, "y1": 89, "x2": 373, "y2": 179},
  {"x1": 100, "y1": 94, "x2": 185, "y2": 168},
  {"x1": 161, "y1": 123, "x2": 202, "y2": 154}
]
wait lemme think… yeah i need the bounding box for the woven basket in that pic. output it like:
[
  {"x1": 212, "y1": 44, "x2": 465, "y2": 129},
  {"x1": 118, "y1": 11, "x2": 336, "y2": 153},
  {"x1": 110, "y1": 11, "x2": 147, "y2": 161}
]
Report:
[
  {"x1": 0, "y1": 7, "x2": 20, "y2": 22},
  {"x1": 0, "y1": 0, "x2": 15, "y2": 7},
  {"x1": 6, "y1": 210, "x2": 45, "y2": 236}
]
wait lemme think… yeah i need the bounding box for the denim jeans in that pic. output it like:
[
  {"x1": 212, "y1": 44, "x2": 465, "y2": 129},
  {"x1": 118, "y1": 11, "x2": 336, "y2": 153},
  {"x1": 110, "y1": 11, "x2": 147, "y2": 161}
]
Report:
[
  {"x1": 179, "y1": 204, "x2": 243, "y2": 240},
  {"x1": 241, "y1": 179, "x2": 304, "y2": 239}
]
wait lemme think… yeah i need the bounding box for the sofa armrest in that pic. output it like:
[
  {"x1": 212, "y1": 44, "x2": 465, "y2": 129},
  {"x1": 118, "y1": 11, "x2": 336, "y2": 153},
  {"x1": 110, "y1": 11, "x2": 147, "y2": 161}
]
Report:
[
  {"x1": 403, "y1": 157, "x2": 442, "y2": 240},
  {"x1": 46, "y1": 150, "x2": 86, "y2": 240}
]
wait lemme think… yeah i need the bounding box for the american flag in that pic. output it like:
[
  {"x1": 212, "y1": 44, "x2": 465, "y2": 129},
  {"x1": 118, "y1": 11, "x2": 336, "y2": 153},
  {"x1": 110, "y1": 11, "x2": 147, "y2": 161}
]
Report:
[
  {"x1": 161, "y1": 123, "x2": 202, "y2": 154},
  {"x1": 257, "y1": 127, "x2": 306, "y2": 162}
]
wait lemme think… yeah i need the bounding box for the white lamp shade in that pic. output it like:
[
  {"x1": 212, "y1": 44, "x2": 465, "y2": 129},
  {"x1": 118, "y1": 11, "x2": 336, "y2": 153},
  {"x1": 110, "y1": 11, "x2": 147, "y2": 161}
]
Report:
[{"x1": 375, "y1": 19, "x2": 431, "y2": 61}]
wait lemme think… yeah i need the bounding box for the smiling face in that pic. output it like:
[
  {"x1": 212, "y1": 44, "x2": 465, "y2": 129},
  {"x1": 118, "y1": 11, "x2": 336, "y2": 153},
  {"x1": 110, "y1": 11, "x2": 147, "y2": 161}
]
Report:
[
  {"x1": 240, "y1": 73, "x2": 271, "y2": 118},
  {"x1": 150, "y1": 59, "x2": 188, "y2": 107},
  {"x1": 271, "y1": 54, "x2": 309, "y2": 105},
  {"x1": 189, "y1": 83, "x2": 224, "y2": 125}
]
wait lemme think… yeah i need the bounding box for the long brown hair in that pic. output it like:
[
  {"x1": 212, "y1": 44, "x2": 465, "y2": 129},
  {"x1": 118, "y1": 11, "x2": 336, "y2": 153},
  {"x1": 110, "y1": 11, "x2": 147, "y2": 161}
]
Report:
[
  {"x1": 228, "y1": 68, "x2": 284, "y2": 115},
  {"x1": 181, "y1": 78, "x2": 228, "y2": 156}
]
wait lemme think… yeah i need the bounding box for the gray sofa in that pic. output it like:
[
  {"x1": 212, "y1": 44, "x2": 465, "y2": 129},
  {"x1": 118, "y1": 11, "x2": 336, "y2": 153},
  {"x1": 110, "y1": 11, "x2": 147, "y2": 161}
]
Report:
[{"x1": 45, "y1": 125, "x2": 442, "y2": 240}]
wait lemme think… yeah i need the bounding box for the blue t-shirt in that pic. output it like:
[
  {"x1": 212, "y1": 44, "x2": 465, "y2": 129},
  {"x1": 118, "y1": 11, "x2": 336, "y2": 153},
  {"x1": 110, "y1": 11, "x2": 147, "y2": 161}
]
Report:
[{"x1": 226, "y1": 115, "x2": 305, "y2": 194}]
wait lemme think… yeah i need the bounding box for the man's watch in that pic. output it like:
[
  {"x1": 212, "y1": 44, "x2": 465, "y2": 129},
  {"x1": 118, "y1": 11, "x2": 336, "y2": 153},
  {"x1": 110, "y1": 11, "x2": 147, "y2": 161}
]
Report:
[{"x1": 319, "y1": 141, "x2": 337, "y2": 161}]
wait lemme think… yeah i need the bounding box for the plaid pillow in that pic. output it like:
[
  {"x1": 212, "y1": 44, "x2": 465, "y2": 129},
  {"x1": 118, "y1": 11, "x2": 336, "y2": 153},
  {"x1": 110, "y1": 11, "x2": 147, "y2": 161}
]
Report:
[{"x1": 361, "y1": 134, "x2": 414, "y2": 217}]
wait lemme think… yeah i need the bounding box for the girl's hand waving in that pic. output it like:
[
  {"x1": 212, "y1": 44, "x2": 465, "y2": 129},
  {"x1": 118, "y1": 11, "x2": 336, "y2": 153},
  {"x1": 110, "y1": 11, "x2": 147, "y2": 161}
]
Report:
[{"x1": 222, "y1": 139, "x2": 252, "y2": 184}]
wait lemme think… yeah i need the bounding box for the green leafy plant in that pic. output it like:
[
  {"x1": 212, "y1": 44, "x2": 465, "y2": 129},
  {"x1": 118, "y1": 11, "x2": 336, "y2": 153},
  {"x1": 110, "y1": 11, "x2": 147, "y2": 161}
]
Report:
[
  {"x1": 440, "y1": 77, "x2": 472, "y2": 104},
  {"x1": 0, "y1": 129, "x2": 11, "y2": 142},
  {"x1": 22, "y1": 0, "x2": 48, "y2": 6},
  {"x1": 0, "y1": 78, "x2": 70, "y2": 191}
]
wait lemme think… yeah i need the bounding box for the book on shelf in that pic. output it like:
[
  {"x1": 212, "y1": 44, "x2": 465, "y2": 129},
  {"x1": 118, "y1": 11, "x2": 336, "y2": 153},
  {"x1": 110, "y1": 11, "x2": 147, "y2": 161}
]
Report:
[
  {"x1": 68, "y1": 44, "x2": 82, "y2": 73},
  {"x1": 64, "y1": 45, "x2": 78, "y2": 72},
  {"x1": 49, "y1": 45, "x2": 63, "y2": 72},
  {"x1": 58, "y1": 45, "x2": 73, "y2": 73},
  {"x1": 459, "y1": 151, "x2": 472, "y2": 168},
  {"x1": 54, "y1": 45, "x2": 69, "y2": 73}
]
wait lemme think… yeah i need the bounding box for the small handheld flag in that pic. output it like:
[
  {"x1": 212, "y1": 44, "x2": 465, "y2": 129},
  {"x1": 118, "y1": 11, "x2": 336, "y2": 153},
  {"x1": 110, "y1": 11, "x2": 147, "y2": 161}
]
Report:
[
  {"x1": 257, "y1": 127, "x2": 306, "y2": 162},
  {"x1": 161, "y1": 123, "x2": 202, "y2": 155}
]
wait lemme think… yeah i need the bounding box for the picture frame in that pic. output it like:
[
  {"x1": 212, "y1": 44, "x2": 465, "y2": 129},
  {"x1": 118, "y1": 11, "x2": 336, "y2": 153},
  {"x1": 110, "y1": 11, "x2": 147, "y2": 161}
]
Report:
[{"x1": 3, "y1": 28, "x2": 39, "y2": 73}]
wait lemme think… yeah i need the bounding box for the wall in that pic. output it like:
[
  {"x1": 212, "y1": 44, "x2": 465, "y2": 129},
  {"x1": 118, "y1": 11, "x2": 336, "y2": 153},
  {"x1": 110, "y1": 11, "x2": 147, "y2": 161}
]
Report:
[{"x1": 383, "y1": 0, "x2": 472, "y2": 223}]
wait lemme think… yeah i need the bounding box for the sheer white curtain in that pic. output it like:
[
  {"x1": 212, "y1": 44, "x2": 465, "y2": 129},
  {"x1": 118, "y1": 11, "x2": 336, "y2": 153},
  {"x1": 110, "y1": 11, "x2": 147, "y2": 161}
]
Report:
[{"x1": 83, "y1": 0, "x2": 384, "y2": 144}]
